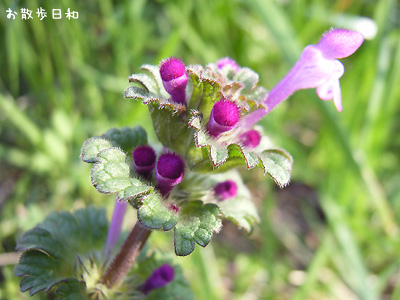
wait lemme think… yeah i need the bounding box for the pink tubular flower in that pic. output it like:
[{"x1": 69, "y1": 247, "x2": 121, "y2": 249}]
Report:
[
  {"x1": 140, "y1": 264, "x2": 175, "y2": 294},
  {"x1": 240, "y1": 129, "x2": 262, "y2": 148},
  {"x1": 156, "y1": 153, "x2": 185, "y2": 196},
  {"x1": 214, "y1": 180, "x2": 238, "y2": 201},
  {"x1": 159, "y1": 57, "x2": 188, "y2": 104},
  {"x1": 264, "y1": 28, "x2": 364, "y2": 112},
  {"x1": 132, "y1": 145, "x2": 156, "y2": 178},
  {"x1": 207, "y1": 99, "x2": 241, "y2": 137}
]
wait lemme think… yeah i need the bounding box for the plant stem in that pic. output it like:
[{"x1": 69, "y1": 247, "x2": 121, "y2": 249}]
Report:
[{"x1": 100, "y1": 220, "x2": 151, "y2": 288}]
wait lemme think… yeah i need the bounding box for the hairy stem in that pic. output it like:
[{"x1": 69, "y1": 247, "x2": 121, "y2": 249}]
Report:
[{"x1": 100, "y1": 220, "x2": 151, "y2": 288}]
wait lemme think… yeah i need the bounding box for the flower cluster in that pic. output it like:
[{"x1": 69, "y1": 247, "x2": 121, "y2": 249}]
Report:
[{"x1": 16, "y1": 27, "x2": 364, "y2": 300}]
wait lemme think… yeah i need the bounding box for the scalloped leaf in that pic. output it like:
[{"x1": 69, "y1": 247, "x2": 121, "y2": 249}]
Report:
[
  {"x1": 81, "y1": 126, "x2": 147, "y2": 163},
  {"x1": 147, "y1": 103, "x2": 193, "y2": 155},
  {"x1": 186, "y1": 66, "x2": 221, "y2": 118},
  {"x1": 14, "y1": 207, "x2": 107, "y2": 297},
  {"x1": 125, "y1": 64, "x2": 193, "y2": 155},
  {"x1": 102, "y1": 126, "x2": 147, "y2": 154},
  {"x1": 233, "y1": 67, "x2": 259, "y2": 94},
  {"x1": 258, "y1": 150, "x2": 292, "y2": 188},
  {"x1": 137, "y1": 193, "x2": 178, "y2": 231},
  {"x1": 189, "y1": 113, "x2": 293, "y2": 187},
  {"x1": 91, "y1": 148, "x2": 153, "y2": 199},
  {"x1": 174, "y1": 201, "x2": 222, "y2": 256},
  {"x1": 55, "y1": 279, "x2": 87, "y2": 300},
  {"x1": 80, "y1": 137, "x2": 113, "y2": 163}
]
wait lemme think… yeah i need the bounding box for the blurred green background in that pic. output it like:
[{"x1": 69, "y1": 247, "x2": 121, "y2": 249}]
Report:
[{"x1": 1, "y1": 0, "x2": 399, "y2": 299}]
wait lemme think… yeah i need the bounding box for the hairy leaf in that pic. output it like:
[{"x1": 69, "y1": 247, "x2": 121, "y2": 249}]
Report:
[
  {"x1": 102, "y1": 126, "x2": 147, "y2": 154},
  {"x1": 90, "y1": 147, "x2": 153, "y2": 200},
  {"x1": 80, "y1": 137, "x2": 113, "y2": 163},
  {"x1": 14, "y1": 207, "x2": 107, "y2": 297},
  {"x1": 174, "y1": 201, "x2": 222, "y2": 256},
  {"x1": 137, "y1": 193, "x2": 178, "y2": 231},
  {"x1": 189, "y1": 113, "x2": 293, "y2": 187}
]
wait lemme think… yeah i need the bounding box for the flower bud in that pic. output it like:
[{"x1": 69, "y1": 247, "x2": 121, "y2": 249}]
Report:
[
  {"x1": 216, "y1": 57, "x2": 240, "y2": 72},
  {"x1": 240, "y1": 129, "x2": 261, "y2": 148},
  {"x1": 214, "y1": 180, "x2": 238, "y2": 201},
  {"x1": 159, "y1": 57, "x2": 188, "y2": 104},
  {"x1": 141, "y1": 264, "x2": 175, "y2": 294},
  {"x1": 132, "y1": 145, "x2": 156, "y2": 178},
  {"x1": 207, "y1": 99, "x2": 240, "y2": 137},
  {"x1": 156, "y1": 153, "x2": 185, "y2": 196}
]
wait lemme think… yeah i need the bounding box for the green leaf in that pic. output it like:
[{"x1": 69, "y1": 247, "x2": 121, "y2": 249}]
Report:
[
  {"x1": 90, "y1": 147, "x2": 153, "y2": 200},
  {"x1": 147, "y1": 103, "x2": 193, "y2": 155},
  {"x1": 80, "y1": 137, "x2": 113, "y2": 163},
  {"x1": 102, "y1": 126, "x2": 147, "y2": 154},
  {"x1": 174, "y1": 201, "x2": 222, "y2": 256},
  {"x1": 81, "y1": 127, "x2": 147, "y2": 163},
  {"x1": 233, "y1": 67, "x2": 259, "y2": 94},
  {"x1": 14, "y1": 207, "x2": 107, "y2": 297},
  {"x1": 137, "y1": 193, "x2": 178, "y2": 231},
  {"x1": 55, "y1": 279, "x2": 87, "y2": 300},
  {"x1": 186, "y1": 66, "x2": 221, "y2": 119},
  {"x1": 189, "y1": 113, "x2": 293, "y2": 187}
]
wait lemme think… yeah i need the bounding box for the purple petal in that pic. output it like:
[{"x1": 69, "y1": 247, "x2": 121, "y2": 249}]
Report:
[
  {"x1": 105, "y1": 196, "x2": 127, "y2": 256},
  {"x1": 316, "y1": 28, "x2": 364, "y2": 59},
  {"x1": 214, "y1": 180, "x2": 238, "y2": 201},
  {"x1": 207, "y1": 99, "x2": 240, "y2": 137},
  {"x1": 141, "y1": 264, "x2": 175, "y2": 294},
  {"x1": 316, "y1": 77, "x2": 343, "y2": 111},
  {"x1": 265, "y1": 46, "x2": 343, "y2": 112}
]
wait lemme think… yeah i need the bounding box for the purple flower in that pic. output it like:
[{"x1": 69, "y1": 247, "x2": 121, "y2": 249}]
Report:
[
  {"x1": 156, "y1": 153, "x2": 185, "y2": 196},
  {"x1": 264, "y1": 28, "x2": 364, "y2": 112},
  {"x1": 240, "y1": 129, "x2": 261, "y2": 148},
  {"x1": 140, "y1": 264, "x2": 175, "y2": 294},
  {"x1": 159, "y1": 57, "x2": 188, "y2": 104},
  {"x1": 216, "y1": 57, "x2": 240, "y2": 72},
  {"x1": 207, "y1": 99, "x2": 241, "y2": 137},
  {"x1": 214, "y1": 180, "x2": 238, "y2": 201},
  {"x1": 132, "y1": 145, "x2": 156, "y2": 178},
  {"x1": 104, "y1": 196, "x2": 127, "y2": 256}
]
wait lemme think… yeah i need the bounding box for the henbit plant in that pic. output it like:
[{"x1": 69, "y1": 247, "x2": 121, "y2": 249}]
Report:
[{"x1": 14, "y1": 28, "x2": 363, "y2": 299}]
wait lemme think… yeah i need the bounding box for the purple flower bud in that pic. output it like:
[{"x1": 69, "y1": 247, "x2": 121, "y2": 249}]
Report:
[
  {"x1": 132, "y1": 145, "x2": 156, "y2": 178},
  {"x1": 214, "y1": 180, "x2": 238, "y2": 201},
  {"x1": 207, "y1": 99, "x2": 240, "y2": 137},
  {"x1": 141, "y1": 264, "x2": 175, "y2": 294},
  {"x1": 240, "y1": 129, "x2": 261, "y2": 148},
  {"x1": 156, "y1": 153, "x2": 185, "y2": 196},
  {"x1": 159, "y1": 57, "x2": 188, "y2": 104},
  {"x1": 216, "y1": 57, "x2": 240, "y2": 72}
]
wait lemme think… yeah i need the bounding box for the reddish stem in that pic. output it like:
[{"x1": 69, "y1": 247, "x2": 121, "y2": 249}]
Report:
[{"x1": 100, "y1": 220, "x2": 151, "y2": 288}]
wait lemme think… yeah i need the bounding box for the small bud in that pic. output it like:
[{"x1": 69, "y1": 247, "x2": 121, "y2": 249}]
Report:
[
  {"x1": 159, "y1": 57, "x2": 188, "y2": 104},
  {"x1": 156, "y1": 153, "x2": 185, "y2": 196},
  {"x1": 216, "y1": 57, "x2": 240, "y2": 72},
  {"x1": 240, "y1": 129, "x2": 261, "y2": 148},
  {"x1": 141, "y1": 264, "x2": 175, "y2": 294},
  {"x1": 132, "y1": 145, "x2": 157, "y2": 178},
  {"x1": 214, "y1": 180, "x2": 238, "y2": 201},
  {"x1": 207, "y1": 99, "x2": 240, "y2": 137}
]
